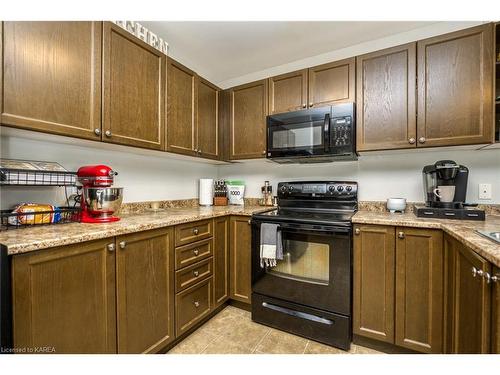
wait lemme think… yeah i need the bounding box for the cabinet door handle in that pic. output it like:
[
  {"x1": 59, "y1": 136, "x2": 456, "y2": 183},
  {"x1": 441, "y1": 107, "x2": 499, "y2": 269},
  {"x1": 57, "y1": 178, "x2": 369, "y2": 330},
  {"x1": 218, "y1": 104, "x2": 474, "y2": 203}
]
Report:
[
  {"x1": 472, "y1": 267, "x2": 484, "y2": 278},
  {"x1": 309, "y1": 102, "x2": 314, "y2": 107},
  {"x1": 302, "y1": 104, "x2": 307, "y2": 108},
  {"x1": 248, "y1": 219, "x2": 251, "y2": 225},
  {"x1": 107, "y1": 243, "x2": 115, "y2": 252},
  {"x1": 491, "y1": 274, "x2": 499, "y2": 283},
  {"x1": 119, "y1": 241, "x2": 126, "y2": 249},
  {"x1": 354, "y1": 228, "x2": 360, "y2": 235},
  {"x1": 193, "y1": 271, "x2": 199, "y2": 277},
  {"x1": 193, "y1": 228, "x2": 199, "y2": 235},
  {"x1": 398, "y1": 231, "x2": 405, "y2": 239},
  {"x1": 193, "y1": 301, "x2": 200, "y2": 308},
  {"x1": 193, "y1": 249, "x2": 199, "y2": 256},
  {"x1": 198, "y1": 149, "x2": 202, "y2": 155},
  {"x1": 105, "y1": 130, "x2": 112, "y2": 137},
  {"x1": 418, "y1": 137, "x2": 426, "y2": 144},
  {"x1": 408, "y1": 137, "x2": 416, "y2": 144},
  {"x1": 261, "y1": 150, "x2": 266, "y2": 155},
  {"x1": 94, "y1": 128, "x2": 101, "y2": 136}
]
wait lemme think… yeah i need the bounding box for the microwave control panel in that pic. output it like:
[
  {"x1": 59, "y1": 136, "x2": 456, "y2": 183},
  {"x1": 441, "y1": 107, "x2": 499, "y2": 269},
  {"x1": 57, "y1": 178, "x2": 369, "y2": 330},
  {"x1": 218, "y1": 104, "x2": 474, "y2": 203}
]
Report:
[{"x1": 330, "y1": 116, "x2": 353, "y2": 147}]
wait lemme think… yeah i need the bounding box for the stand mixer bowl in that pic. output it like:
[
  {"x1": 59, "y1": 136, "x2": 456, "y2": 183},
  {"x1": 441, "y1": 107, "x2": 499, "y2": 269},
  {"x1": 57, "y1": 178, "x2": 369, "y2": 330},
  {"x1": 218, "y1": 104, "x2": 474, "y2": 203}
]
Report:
[{"x1": 83, "y1": 187, "x2": 123, "y2": 216}]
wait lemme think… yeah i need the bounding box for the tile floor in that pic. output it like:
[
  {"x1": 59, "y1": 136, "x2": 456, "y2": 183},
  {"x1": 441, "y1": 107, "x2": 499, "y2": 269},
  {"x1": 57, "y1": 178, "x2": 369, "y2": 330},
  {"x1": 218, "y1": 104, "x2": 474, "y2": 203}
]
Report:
[{"x1": 168, "y1": 305, "x2": 383, "y2": 354}]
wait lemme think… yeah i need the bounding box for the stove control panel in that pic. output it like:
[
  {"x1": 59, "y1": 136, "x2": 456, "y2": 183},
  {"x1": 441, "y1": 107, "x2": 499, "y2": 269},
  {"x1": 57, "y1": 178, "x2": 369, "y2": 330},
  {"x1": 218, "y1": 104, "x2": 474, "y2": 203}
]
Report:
[{"x1": 278, "y1": 181, "x2": 357, "y2": 199}]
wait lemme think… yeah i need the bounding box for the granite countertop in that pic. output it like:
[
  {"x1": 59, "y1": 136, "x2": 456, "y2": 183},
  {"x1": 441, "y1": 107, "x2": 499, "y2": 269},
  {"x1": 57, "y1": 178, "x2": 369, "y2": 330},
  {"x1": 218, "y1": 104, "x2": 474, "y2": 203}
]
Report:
[
  {"x1": 0, "y1": 205, "x2": 273, "y2": 256},
  {"x1": 353, "y1": 211, "x2": 500, "y2": 268}
]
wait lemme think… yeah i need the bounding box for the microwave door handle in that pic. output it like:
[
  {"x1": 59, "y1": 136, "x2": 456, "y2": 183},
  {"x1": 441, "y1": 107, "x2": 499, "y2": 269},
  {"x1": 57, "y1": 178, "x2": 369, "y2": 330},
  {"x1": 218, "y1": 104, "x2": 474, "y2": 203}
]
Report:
[{"x1": 324, "y1": 113, "x2": 330, "y2": 152}]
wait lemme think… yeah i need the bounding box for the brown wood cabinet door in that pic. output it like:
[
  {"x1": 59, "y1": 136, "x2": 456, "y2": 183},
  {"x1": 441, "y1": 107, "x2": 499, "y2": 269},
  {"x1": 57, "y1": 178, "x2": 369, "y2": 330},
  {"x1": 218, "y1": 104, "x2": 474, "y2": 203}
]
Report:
[
  {"x1": 308, "y1": 57, "x2": 355, "y2": 108},
  {"x1": 102, "y1": 22, "x2": 165, "y2": 150},
  {"x1": 115, "y1": 228, "x2": 175, "y2": 354},
  {"x1": 229, "y1": 80, "x2": 268, "y2": 159},
  {"x1": 1, "y1": 21, "x2": 102, "y2": 140},
  {"x1": 356, "y1": 43, "x2": 417, "y2": 151},
  {"x1": 197, "y1": 77, "x2": 220, "y2": 159},
  {"x1": 230, "y1": 216, "x2": 252, "y2": 304},
  {"x1": 268, "y1": 69, "x2": 308, "y2": 114},
  {"x1": 417, "y1": 24, "x2": 494, "y2": 147},
  {"x1": 167, "y1": 58, "x2": 197, "y2": 156},
  {"x1": 446, "y1": 236, "x2": 491, "y2": 353},
  {"x1": 12, "y1": 239, "x2": 116, "y2": 353},
  {"x1": 353, "y1": 224, "x2": 395, "y2": 343},
  {"x1": 492, "y1": 266, "x2": 500, "y2": 354},
  {"x1": 214, "y1": 216, "x2": 230, "y2": 307},
  {"x1": 395, "y1": 228, "x2": 443, "y2": 353}
]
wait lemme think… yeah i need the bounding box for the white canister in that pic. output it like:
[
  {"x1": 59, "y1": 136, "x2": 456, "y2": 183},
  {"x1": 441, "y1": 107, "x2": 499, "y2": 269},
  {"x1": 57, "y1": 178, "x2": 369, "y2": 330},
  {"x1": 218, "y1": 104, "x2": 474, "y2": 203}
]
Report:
[{"x1": 199, "y1": 179, "x2": 214, "y2": 206}]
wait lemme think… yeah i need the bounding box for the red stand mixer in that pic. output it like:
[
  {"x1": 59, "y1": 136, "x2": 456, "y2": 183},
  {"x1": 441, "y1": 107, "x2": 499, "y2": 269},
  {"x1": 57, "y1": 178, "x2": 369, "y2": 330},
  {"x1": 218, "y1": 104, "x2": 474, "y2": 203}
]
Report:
[{"x1": 76, "y1": 165, "x2": 123, "y2": 223}]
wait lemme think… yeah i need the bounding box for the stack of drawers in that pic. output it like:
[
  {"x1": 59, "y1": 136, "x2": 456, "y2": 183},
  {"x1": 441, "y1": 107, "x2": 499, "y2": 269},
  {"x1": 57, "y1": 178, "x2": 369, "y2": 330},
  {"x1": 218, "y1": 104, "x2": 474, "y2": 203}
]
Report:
[{"x1": 174, "y1": 219, "x2": 214, "y2": 336}]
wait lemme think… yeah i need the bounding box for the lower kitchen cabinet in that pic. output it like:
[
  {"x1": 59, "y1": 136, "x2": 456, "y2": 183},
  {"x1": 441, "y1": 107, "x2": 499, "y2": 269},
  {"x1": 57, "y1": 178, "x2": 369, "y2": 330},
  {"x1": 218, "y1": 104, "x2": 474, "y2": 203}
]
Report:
[
  {"x1": 444, "y1": 235, "x2": 492, "y2": 353},
  {"x1": 230, "y1": 216, "x2": 252, "y2": 304},
  {"x1": 353, "y1": 224, "x2": 395, "y2": 343},
  {"x1": 353, "y1": 224, "x2": 444, "y2": 353},
  {"x1": 115, "y1": 228, "x2": 175, "y2": 354},
  {"x1": 12, "y1": 238, "x2": 117, "y2": 354},
  {"x1": 214, "y1": 216, "x2": 230, "y2": 307},
  {"x1": 395, "y1": 228, "x2": 443, "y2": 353},
  {"x1": 175, "y1": 277, "x2": 213, "y2": 336},
  {"x1": 12, "y1": 228, "x2": 175, "y2": 354},
  {"x1": 492, "y1": 266, "x2": 500, "y2": 354}
]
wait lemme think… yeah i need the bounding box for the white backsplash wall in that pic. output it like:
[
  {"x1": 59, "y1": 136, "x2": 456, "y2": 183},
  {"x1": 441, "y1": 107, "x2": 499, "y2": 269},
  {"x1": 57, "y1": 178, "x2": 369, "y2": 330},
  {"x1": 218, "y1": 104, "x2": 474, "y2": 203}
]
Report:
[
  {"x1": 218, "y1": 148, "x2": 500, "y2": 204},
  {"x1": 0, "y1": 133, "x2": 218, "y2": 209}
]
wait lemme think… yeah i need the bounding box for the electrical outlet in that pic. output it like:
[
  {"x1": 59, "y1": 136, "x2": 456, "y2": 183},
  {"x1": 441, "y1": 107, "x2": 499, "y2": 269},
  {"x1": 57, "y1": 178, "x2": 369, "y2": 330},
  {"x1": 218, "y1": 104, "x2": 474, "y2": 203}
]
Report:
[{"x1": 478, "y1": 183, "x2": 492, "y2": 200}]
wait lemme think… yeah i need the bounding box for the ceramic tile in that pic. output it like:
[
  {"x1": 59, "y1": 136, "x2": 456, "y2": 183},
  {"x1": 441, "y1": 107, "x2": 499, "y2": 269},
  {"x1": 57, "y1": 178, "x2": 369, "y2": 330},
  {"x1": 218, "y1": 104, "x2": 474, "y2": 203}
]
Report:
[
  {"x1": 217, "y1": 318, "x2": 271, "y2": 351},
  {"x1": 202, "y1": 336, "x2": 253, "y2": 354},
  {"x1": 254, "y1": 328, "x2": 308, "y2": 354},
  {"x1": 167, "y1": 329, "x2": 218, "y2": 354},
  {"x1": 303, "y1": 340, "x2": 350, "y2": 354}
]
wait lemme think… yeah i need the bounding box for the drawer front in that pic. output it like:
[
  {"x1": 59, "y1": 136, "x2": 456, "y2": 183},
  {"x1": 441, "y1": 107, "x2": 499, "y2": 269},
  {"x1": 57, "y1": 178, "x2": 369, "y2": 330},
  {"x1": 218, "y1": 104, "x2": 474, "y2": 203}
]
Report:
[
  {"x1": 175, "y1": 257, "x2": 213, "y2": 292},
  {"x1": 175, "y1": 277, "x2": 212, "y2": 336},
  {"x1": 175, "y1": 219, "x2": 213, "y2": 247},
  {"x1": 175, "y1": 238, "x2": 213, "y2": 270}
]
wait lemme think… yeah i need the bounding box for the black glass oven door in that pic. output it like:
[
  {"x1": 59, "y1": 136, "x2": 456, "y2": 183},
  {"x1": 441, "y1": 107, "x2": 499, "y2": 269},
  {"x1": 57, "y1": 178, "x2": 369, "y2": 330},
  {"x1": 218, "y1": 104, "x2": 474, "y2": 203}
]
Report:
[{"x1": 252, "y1": 223, "x2": 351, "y2": 315}]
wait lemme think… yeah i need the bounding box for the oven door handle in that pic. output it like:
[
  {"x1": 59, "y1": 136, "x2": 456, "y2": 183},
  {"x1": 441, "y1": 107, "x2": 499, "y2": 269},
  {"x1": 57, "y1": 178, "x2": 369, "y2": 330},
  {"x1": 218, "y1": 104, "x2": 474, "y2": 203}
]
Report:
[
  {"x1": 323, "y1": 113, "x2": 330, "y2": 153},
  {"x1": 262, "y1": 302, "x2": 334, "y2": 325}
]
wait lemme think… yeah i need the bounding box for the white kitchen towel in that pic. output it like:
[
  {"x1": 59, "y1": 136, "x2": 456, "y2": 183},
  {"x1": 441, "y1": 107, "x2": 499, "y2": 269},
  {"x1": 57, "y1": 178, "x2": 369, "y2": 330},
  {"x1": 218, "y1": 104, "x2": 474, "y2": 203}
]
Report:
[{"x1": 259, "y1": 223, "x2": 283, "y2": 268}]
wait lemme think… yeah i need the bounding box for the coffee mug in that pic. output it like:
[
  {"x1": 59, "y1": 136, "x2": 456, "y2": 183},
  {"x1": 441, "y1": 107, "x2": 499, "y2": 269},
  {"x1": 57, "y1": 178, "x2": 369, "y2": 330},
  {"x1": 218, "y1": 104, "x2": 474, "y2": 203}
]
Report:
[{"x1": 433, "y1": 186, "x2": 455, "y2": 202}]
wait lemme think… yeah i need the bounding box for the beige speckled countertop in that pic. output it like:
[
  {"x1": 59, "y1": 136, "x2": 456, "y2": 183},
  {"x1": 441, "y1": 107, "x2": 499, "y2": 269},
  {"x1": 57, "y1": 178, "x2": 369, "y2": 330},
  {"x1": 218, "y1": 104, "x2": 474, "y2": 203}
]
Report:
[
  {"x1": 1, "y1": 206, "x2": 499, "y2": 268},
  {"x1": 352, "y1": 211, "x2": 500, "y2": 268},
  {"x1": 0, "y1": 205, "x2": 272, "y2": 256}
]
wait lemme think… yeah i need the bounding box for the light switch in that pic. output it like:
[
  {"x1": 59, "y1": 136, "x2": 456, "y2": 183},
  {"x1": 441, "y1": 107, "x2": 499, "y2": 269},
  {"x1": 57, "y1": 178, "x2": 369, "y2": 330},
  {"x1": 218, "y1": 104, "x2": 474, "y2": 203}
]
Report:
[{"x1": 478, "y1": 183, "x2": 492, "y2": 200}]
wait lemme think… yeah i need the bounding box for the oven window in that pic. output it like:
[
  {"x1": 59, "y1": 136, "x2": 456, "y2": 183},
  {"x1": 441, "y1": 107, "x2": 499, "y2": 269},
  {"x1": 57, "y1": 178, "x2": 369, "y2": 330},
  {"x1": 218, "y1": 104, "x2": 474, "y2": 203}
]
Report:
[
  {"x1": 268, "y1": 236, "x2": 330, "y2": 285},
  {"x1": 270, "y1": 122, "x2": 323, "y2": 149}
]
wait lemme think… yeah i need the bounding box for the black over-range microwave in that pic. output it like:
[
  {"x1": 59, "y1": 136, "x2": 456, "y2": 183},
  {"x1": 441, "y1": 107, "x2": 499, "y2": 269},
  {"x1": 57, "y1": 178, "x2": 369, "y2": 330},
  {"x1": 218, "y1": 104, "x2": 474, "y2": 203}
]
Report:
[{"x1": 266, "y1": 103, "x2": 356, "y2": 163}]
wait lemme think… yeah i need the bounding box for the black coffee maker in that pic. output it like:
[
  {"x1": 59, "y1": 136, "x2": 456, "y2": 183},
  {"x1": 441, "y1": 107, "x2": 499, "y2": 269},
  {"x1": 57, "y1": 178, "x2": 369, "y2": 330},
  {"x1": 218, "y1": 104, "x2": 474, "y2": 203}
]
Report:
[{"x1": 422, "y1": 160, "x2": 468, "y2": 208}]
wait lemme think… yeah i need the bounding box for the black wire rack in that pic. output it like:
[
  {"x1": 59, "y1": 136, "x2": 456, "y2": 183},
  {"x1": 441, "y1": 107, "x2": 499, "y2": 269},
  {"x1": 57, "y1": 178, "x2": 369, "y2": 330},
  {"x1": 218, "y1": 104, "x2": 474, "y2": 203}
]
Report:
[
  {"x1": 0, "y1": 168, "x2": 77, "y2": 186},
  {"x1": 0, "y1": 207, "x2": 82, "y2": 230}
]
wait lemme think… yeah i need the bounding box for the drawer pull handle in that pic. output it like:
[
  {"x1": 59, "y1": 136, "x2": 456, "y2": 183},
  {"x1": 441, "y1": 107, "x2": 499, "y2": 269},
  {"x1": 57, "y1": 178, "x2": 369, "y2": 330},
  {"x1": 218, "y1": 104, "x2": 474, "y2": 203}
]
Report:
[
  {"x1": 398, "y1": 231, "x2": 405, "y2": 239},
  {"x1": 193, "y1": 249, "x2": 199, "y2": 256},
  {"x1": 193, "y1": 228, "x2": 199, "y2": 235},
  {"x1": 194, "y1": 301, "x2": 200, "y2": 308},
  {"x1": 193, "y1": 271, "x2": 199, "y2": 277},
  {"x1": 472, "y1": 267, "x2": 484, "y2": 278}
]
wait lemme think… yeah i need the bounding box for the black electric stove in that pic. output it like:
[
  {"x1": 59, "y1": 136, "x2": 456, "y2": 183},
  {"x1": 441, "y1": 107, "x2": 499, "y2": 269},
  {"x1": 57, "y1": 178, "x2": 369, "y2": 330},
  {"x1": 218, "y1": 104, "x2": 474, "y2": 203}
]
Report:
[{"x1": 251, "y1": 181, "x2": 357, "y2": 351}]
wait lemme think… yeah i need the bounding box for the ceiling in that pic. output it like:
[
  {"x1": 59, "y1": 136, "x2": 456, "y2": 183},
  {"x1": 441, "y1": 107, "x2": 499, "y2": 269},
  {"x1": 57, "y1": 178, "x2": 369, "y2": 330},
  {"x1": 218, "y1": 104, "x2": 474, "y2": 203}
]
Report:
[{"x1": 141, "y1": 21, "x2": 439, "y2": 86}]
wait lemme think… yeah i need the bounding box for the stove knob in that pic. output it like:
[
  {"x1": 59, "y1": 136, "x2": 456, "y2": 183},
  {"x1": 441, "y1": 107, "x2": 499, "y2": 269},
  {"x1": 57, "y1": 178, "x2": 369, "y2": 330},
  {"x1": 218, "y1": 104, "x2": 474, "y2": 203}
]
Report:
[
  {"x1": 337, "y1": 186, "x2": 344, "y2": 192},
  {"x1": 280, "y1": 185, "x2": 288, "y2": 194},
  {"x1": 288, "y1": 186, "x2": 294, "y2": 192},
  {"x1": 328, "y1": 185, "x2": 335, "y2": 193},
  {"x1": 346, "y1": 186, "x2": 353, "y2": 192}
]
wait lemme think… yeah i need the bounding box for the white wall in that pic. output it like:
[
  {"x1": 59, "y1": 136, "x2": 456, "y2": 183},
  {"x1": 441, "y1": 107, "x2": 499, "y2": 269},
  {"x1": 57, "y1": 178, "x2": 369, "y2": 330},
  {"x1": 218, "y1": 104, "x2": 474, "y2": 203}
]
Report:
[
  {"x1": 218, "y1": 148, "x2": 500, "y2": 204},
  {"x1": 0, "y1": 131, "x2": 218, "y2": 209}
]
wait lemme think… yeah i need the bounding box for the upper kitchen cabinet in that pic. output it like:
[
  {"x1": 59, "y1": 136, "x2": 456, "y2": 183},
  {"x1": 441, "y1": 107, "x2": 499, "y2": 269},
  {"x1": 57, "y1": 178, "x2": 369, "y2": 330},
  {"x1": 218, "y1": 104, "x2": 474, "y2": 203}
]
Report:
[
  {"x1": 417, "y1": 24, "x2": 494, "y2": 147},
  {"x1": 356, "y1": 43, "x2": 417, "y2": 151},
  {"x1": 197, "y1": 77, "x2": 220, "y2": 159},
  {"x1": 102, "y1": 22, "x2": 165, "y2": 150},
  {"x1": 229, "y1": 79, "x2": 268, "y2": 160},
  {"x1": 268, "y1": 69, "x2": 308, "y2": 114},
  {"x1": 166, "y1": 58, "x2": 197, "y2": 156},
  {"x1": 308, "y1": 58, "x2": 355, "y2": 108},
  {"x1": 0, "y1": 22, "x2": 102, "y2": 140}
]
